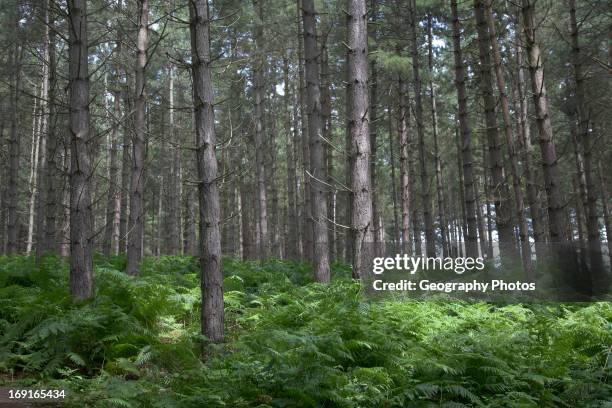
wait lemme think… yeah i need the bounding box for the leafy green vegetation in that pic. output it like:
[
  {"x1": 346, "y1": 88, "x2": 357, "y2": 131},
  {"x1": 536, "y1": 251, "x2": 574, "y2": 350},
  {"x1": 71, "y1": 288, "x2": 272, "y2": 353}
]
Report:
[{"x1": 0, "y1": 255, "x2": 610, "y2": 407}]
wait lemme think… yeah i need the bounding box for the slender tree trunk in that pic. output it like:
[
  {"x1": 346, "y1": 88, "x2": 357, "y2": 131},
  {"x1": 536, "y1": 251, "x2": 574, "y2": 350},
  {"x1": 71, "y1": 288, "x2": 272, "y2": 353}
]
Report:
[
  {"x1": 474, "y1": 0, "x2": 514, "y2": 260},
  {"x1": 189, "y1": 0, "x2": 223, "y2": 343},
  {"x1": 292, "y1": 87, "x2": 304, "y2": 257},
  {"x1": 597, "y1": 162, "x2": 612, "y2": 268},
  {"x1": 522, "y1": 0, "x2": 567, "y2": 243},
  {"x1": 119, "y1": 67, "x2": 131, "y2": 255},
  {"x1": 388, "y1": 96, "x2": 400, "y2": 248},
  {"x1": 283, "y1": 55, "x2": 298, "y2": 259},
  {"x1": 302, "y1": 0, "x2": 330, "y2": 282},
  {"x1": 41, "y1": 14, "x2": 58, "y2": 255},
  {"x1": 456, "y1": 127, "x2": 469, "y2": 258},
  {"x1": 475, "y1": 178, "x2": 488, "y2": 257},
  {"x1": 347, "y1": 0, "x2": 372, "y2": 279},
  {"x1": 26, "y1": 91, "x2": 42, "y2": 255},
  {"x1": 252, "y1": 0, "x2": 269, "y2": 258},
  {"x1": 483, "y1": 142, "x2": 494, "y2": 258},
  {"x1": 167, "y1": 66, "x2": 181, "y2": 255},
  {"x1": 283, "y1": 55, "x2": 299, "y2": 259},
  {"x1": 344, "y1": 12, "x2": 353, "y2": 262},
  {"x1": 7, "y1": 36, "x2": 23, "y2": 255},
  {"x1": 568, "y1": 0, "x2": 603, "y2": 271},
  {"x1": 321, "y1": 31, "x2": 335, "y2": 259},
  {"x1": 451, "y1": 0, "x2": 479, "y2": 258},
  {"x1": 68, "y1": 0, "x2": 94, "y2": 299},
  {"x1": 513, "y1": 32, "x2": 545, "y2": 259},
  {"x1": 267, "y1": 107, "x2": 280, "y2": 257},
  {"x1": 369, "y1": 0, "x2": 381, "y2": 253},
  {"x1": 127, "y1": 0, "x2": 148, "y2": 275},
  {"x1": 408, "y1": 0, "x2": 435, "y2": 257},
  {"x1": 427, "y1": 13, "x2": 448, "y2": 258},
  {"x1": 398, "y1": 75, "x2": 411, "y2": 254},
  {"x1": 573, "y1": 176, "x2": 586, "y2": 247},
  {"x1": 298, "y1": 0, "x2": 312, "y2": 261},
  {"x1": 103, "y1": 81, "x2": 121, "y2": 256},
  {"x1": 484, "y1": 1, "x2": 533, "y2": 277}
]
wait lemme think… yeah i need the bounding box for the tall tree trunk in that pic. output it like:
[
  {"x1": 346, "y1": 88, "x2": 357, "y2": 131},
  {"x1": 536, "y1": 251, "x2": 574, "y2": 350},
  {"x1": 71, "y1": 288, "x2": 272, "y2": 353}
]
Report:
[
  {"x1": 189, "y1": 0, "x2": 223, "y2": 343},
  {"x1": 451, "y1": 0, "x2": 479, "y2": 258},
  {"x1": 268, "y1": 108, "x2": 280, "y2": 257},
  {"x1": 27, "y1": 88, "x2": 42, "y2": 255},
  {"x1": 103, "y1": 79, "x2": 121, "y2": 256},
  {"x1": 513, "y1": 31, "x2": 545, "y2": 259},
  {"x1": 252, "y1": 0, "x2": 269, "y2": 258},
  {"x1": 321, "y1": 30, "x2": 335, "y2": 259},
  {"x1": 347, "y1": 0, "x2": 373, "y2": 279},
  {"x1": 455, "y1": 127, "x2": 469, "y2": 258},
  {"x1": 68, "y1": 0, "x2": 94, "y2": 299},
  {"x1": 302, "y1": 0, "x2": 330, "y2": 282},
  {"x1": 388, "y1": 96, "x2": 400, "y2": 248},
  {"x1": 298, "y1": 0, "x2": 312, "y2": 261},
  {"x1": 283, "y1": 55, "x2": 298, "y2": 259},
  {"x1": 398, "y1": 75, "x2": 411, "y2": 254},
  {"x1": 119, "y1": 54, "x2": 131, "y2": 255},
  {"x1": 33, "y1": 3, "x2": 52, "y2": 257},
  {"x1": 484, "y1": 1, "x2": 533, "y2": 277},
  {"x1": 568, "y1": 0, "x2": 604, "y2": 271},
  {"x1": 41, "y1": 11, "x2": 58, "y2": 255},
  {"x1": 427, "y1": 13, "x2": 449, "y2": 258},
  {"x1": 7, "y1": 34, "x2": 23, "y2": 254},
  {"x1": 369, "y1": 0, "x2": 381, "y2": 252},
  {"x1": 521, "y1": 0, "x2": 567, "y2": 243},
  {"x1": 127, "y1": 0, "x2": 148, "y2": 275},
  {"x1": 167, "y1": 66, "x2": 181, "y2": 255},
  {"x1": 408, "y1": 0, "x2": 435, "y2": 257},
  {"x1": 474, "y1": 0, "x2": 514, "y2": 259},
  {"x1": 483, "y1": 142, "x2": 494, "y2": 258}
]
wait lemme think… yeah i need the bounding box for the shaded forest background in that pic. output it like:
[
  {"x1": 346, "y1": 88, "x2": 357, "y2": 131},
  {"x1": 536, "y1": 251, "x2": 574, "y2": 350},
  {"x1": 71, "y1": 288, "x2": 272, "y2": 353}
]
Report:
[{"x1": 0, "y1": 0, "x2": 611, "y2": 318}]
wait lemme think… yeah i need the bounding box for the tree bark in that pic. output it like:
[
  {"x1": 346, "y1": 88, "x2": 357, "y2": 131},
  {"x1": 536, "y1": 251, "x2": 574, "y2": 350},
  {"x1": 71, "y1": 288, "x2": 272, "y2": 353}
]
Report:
[
  {"x1": 408, "y1": 0, "x2": 435, "y2": 257},
  {"x1": 284, "y1": 55, "x2": 298, "y2": 259},
  {"x1": 484, "y1": 0, "x2": 533, "y2": 277},
  {"x1": 597, "y1": 162, "x2": 612, "y2": 269},
  {"x1": 68, "y1": 0, "x2": 94, "y2": 299},
  {"x1": 513, "y1": 31, "x2": 545, "y2": 258},
  {"x1": 451, "y1": 0, "x2": 479, "y2": 258},
  {"x1": 388, "y1": 95, "x2": 400, "y2": 248},
  {"x1": 321, "y1": 29, "x2": 335, "y2": 259},
  {"x1": 298, "y1": 0, "x2": 312, "y2": 261},
  {"x1": 252, "y1": 0, "x2": 270, "y2": 258},
  {"x1": 369, "y1": 0, "x2": 381, "y2": 252},
  {"x1": 167, "y1": 66, "x2": 181, "y2": 255},
  {"x1": 521, "y1": 0, "x2": 567, "y2": 243},
  {"x1": 568, "y1": 0, "x2": 604, "y2": 271},
  {"x1": 302, "y1": 0, "x2": 330, "y2": 282},
  {"x1": 347, "y1": 0, "x2": 373, "y2": 279},
  {"x1": 40, "y1": 10, "x2": 59, "y2": 256},
  {"x1": 127, "y1": 0, "x2": 148, "y2": 275},
  {"x1": 189, "y1": 0, "x2": 224, "y2": 343},
  {"x1": 398, "y1": 75, "x2": 411, "y2": 254},
  {"x1": 427, "y1": 13, "x2": 449, "y2": 258},
  {"x1": 474, "y1": 0, "x2": 514, "y2": 259},
  {"x1": 6, "y1": 31, "x2": 23, "y2": 255},
  {"x1": 103, "y1": 76, "x2": 121, "y2": 256}
]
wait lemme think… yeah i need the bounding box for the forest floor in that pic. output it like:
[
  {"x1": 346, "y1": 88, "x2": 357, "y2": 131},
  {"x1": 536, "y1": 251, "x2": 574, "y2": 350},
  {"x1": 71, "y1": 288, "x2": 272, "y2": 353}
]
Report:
[{"x1": 0, "y1": 255, "x2": 610, "y2": 407}]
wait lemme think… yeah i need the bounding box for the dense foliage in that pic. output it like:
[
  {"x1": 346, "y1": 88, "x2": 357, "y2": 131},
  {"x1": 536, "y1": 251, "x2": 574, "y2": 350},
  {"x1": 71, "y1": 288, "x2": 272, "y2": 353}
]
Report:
[{"x1": 1, "y1": 256, "x2": 610, "y2": 407}]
